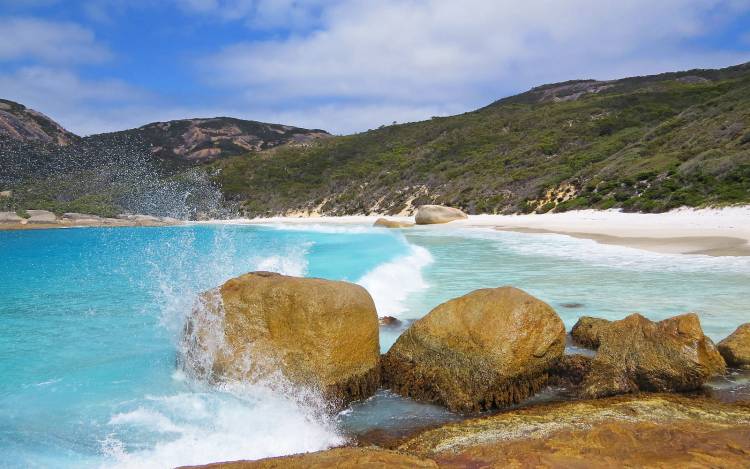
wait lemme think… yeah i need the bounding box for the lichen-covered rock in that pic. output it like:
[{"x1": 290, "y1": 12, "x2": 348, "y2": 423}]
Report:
[
  {"x1": 399, "y1": 394, "x2": 750, "y2": 468},
  {"x1": 178, "y1": 448, "x2": 438, "y2": 469},
  {"x1": 582, "y1": 313, "x2": 726, "y2": 398},
  {"x1": 382, "y1": 286, "x2": 566, "y2": 412},
  {"x1": 181, "y1": 271, "x2": 381, "y2": 408},
  {"x1": 718, "y1": 323, "x2": 750, "y2": 369},
  {"x1": 414, "y1": 205, "x2": 467, "y2": 225},
  {"x1": 570, "y1": 316, "x2": 610, "y2": 349},
  {"x1": 373, "y1": 218, "x2": 414, "y2": 228}
]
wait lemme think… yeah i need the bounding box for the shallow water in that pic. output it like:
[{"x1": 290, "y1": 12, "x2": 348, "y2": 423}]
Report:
[{"x1": 1, "y1": 223, "x2": 749, "y2": 468}]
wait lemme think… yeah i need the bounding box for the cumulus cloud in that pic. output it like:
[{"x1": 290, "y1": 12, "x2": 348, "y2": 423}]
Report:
[
  {"x1": 0, "y1": 17, "x2": 111, "y2": 63},
  {"x1": 199, "y1": 0, "x2": 750, "y2": 132}
]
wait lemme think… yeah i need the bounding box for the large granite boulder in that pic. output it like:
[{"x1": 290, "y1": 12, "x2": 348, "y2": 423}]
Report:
[
  {"x1": 382, "y1": 286, "x2": 566, "y2": 412},
  {"x1": 373, "y1": 218, "x2": 414, "y2": 228},
  {"x1": 414, "y1": 205, "x2": 467, "y2": 225},
  {"x1": 26, "y1": 209, "x2": 57, "y2": 224},
  {"x1": 581, "y1": 313, "x2": 726, "y2": 398},
  {"x1": 181, "y1": 272, "x2": 380, "y2": 408},
  {"x1": 570, "y1": 316, "x2": 611, "y2": 349},
  {"x1": 718, "y1": 323, "x2": 750, "y2": 369}
]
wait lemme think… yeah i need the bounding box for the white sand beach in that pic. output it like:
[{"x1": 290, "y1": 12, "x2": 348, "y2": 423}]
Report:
[{"x1": 233, "y1": 207, "x2": 750, "y2": 257}]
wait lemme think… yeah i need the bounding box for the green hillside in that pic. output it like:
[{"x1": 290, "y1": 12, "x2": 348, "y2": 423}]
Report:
[{"x1": 215, "y1": 63, "x2": 750, "y2": 216}]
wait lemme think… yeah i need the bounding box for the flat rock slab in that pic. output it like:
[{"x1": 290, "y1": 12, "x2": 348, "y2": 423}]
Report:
[
  {"x1": 26, "y1": 210, "x2": 58, "y2": 224},
  {"x1": 0, "y1": 211, "x2": 22, "y2": 223}
]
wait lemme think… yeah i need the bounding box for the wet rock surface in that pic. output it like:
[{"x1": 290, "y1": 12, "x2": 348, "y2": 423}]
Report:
[
  {"x1": 382, "y1": 286, "x2": 565, "y2": 412},
  {"x1": 718, "y1": 323, "x2": 750, "y2": 369},
  {"x1": 181, "y1": 271, "x2": 381, "y2": 408}
]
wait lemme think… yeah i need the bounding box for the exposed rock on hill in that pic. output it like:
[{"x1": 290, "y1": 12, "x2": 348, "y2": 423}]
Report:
[
  {"x1": 95, "y1": 117, "x2": 330, "y2": 163},
  {"x1": 0, "y1": 99, "x2": 77, "y2": 146}
]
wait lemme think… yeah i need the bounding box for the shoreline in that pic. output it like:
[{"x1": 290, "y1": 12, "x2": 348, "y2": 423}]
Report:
[
  {"x1": 235, "y1": 207, "x2": 750, "y2": 257},
  {"x1": 4, "y1": 207, "x2": 750, "y2": 257}
]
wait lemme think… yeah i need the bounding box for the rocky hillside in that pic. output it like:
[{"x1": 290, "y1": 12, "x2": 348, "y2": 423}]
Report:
[
  {"x1": 89, "y1": 117, "x2": 330, "y2": 164},
  {"x1": 0, "y1": 108, "x2": 328, "y2": 217},
  {"x1": 216, "y1": 62, "x2": 750, "y2": 216},
  {"x1": 0, "y1": 99, "x2": 78, "y2": 146}
]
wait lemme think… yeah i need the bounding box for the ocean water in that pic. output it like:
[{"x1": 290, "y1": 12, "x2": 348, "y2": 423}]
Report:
[{"x1": 1, "y1": 223, "x2": 749, "y2": 468}]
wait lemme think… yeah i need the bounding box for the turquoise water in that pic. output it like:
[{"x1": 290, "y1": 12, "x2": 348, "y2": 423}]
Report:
[{"x1": 1, "y1": 223, "x2": 749, "y2": 468}]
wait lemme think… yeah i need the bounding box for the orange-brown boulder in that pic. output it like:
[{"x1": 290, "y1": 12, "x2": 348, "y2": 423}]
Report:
[
  {"x1": 181, "y1": 272, "x2": 380, "y2": 408},
  {"x1": 381, "y1": 286, "x2": 565, "y2": 412},
  {"x1": 718, "y1": 323, "x2": 750, "y2": 369},
  {"x1": 582, "y1": 313, "x2": 726, "y2": 398}
]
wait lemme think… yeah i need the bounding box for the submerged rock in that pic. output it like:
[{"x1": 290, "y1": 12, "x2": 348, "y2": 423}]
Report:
[
  {"x1": 181, "y1": 271, "x2": 381, "y2": 408},
  {"x1": 373, "y1": 218, "x2": 414, "y2": 228},
  {"x1": 381, "y1": 286, "x2": 565, "y2": 413},
  {"x1": 718, "y1": 323, "x2": 750, "y2": 369},
  {"x1": 570, "y1": 316, "x2": 611, "y2": 349},
  {"x1": 399, "y1": 394, "x2": 750, "y2": 468},
  {"x1": 581, "y1": 313, "x2": 726, "y2": 398},
  {"x1": 178, "y1": 447, "x2": 438, "y2": 469},
  {"x1": 414, "y1": 205, "x2": 467, "y2": 225},
  {"x1": 379, "y1": 316, "x2": 403, "y2": 327}
]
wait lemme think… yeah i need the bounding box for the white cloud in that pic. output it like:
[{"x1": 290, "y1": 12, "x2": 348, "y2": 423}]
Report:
[
  {"x1": 199, "y1": 0, "x2": 750, "y2": 133},
  {"x1": 0, "y1": 17, "x2": 111, "y2": 63}
]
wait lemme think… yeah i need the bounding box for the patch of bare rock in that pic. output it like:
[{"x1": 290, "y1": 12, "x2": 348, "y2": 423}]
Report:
[
  {"x1": 373, "y1": 218, "x2": 414, "y2": 228},
  {"x1": 0, "y1": 211, "x2": 182, "y2": 229}
]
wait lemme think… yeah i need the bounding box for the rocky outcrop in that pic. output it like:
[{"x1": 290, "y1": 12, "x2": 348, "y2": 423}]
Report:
[
  {"x1": 0, "y1": 99, "x2": 77, "y2": 146},
  {"x1": 379, "y1": 316, "x2": 402, "y2": 327},
  {"x1": 381, "y1": 286, "x2": 565, "y2": 412},
  {"x1": 570, "y1": 316, "x2": 610, "y2": 349},
  {"x1": 581, "y1": 313, "x2": 726, "y2": 398},
  {"x1": 181, "y1": 272, "x2": 381, "y2": 408},
  {"x1": 414, "y1": 205, "x2": 468, "y2": 225},
  {"x1": 96, "y1": 117, "x2": 331, "y2": 163},
  {"x1": 179, "y1": 448, "x2": 437, "y2": 469},
  {"x1": 373, "y1": 218, "x2": 414, "y2": 228},
  {"x1": 0, "y1": 211, "x2": 22, "y2": 223},
  {"x1": 399, "y1": 394, "x2": 750, "y2": 468},
  {"x1": 25, "y1": 210, "x2": 57, "y2": 224},
  {"x1": 718, "y1": 323, "x2": 750, "y2": 369}
]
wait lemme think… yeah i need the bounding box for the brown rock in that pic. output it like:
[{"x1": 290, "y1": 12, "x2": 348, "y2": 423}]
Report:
[
  {"x1": 549, "y1": 354, "x2": 593, "y2": 387},
  {"x1": 181, "y1": 271, "x2": 381, "y2": 408},
  {"x1": 379, "y1": 316, "x2": 402, "y2": 327},
  {"x1": 381, "y1": 286, "x2": 566, "y2": 412},
  {"x1": 570, "y1": 316, "x2": 611, "y2": 349},
  {"x1": 399, "y1": 395, "x2": 750, "y2": 469},
  {"x1": 581, "y1": 313, "x2": 726, "y2": 398},
  {"x1": 718, "y1": 323, "x2": 750, "y2": 369},
  {"x1": 178, "y1": 448, "x2": 438, "y2": 469},
  {"x1": 414, "y1": 205, "x2": 468, "y2": 225},
  {"x1": 373, "y1": 218, "x2": 414, "y2": 228}
]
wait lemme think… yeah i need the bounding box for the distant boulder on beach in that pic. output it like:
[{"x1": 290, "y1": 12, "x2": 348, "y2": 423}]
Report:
[
  {"x1": 381, "y1": 286, "x2": 565, "y2": 412},
  {"x1": 373, "y1": 218, "x2": 414, "y2": 228},
  {"x1": 181, "y1": 271, "x2": 381, "y2": 409},
  {"x1": 414, "y1": 205, "x2": 467, "y2": 225}
]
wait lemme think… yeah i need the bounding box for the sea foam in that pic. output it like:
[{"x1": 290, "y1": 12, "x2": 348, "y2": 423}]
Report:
[{"x1": 357, "y1": 244, "x2": 433, "y2": 317}]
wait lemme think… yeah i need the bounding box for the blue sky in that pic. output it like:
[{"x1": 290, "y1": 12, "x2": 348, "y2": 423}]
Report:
[{"x1": 1, "y1": 0, "x2": 749, "y2": 135}]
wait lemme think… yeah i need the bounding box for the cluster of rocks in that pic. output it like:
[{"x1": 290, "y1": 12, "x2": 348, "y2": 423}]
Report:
[
  {"x1": 374, "y1": 204, "x2": 467, "y2": 228},
  {"x1": 0, "y1": 210, "x2": 182, "y2": 229},
  {"x1": 179, "y1": 271, "x2": 750, "y2": 468},
  {"x1": 182, "y1": 271, "x2": 749, "y2": 413}
]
